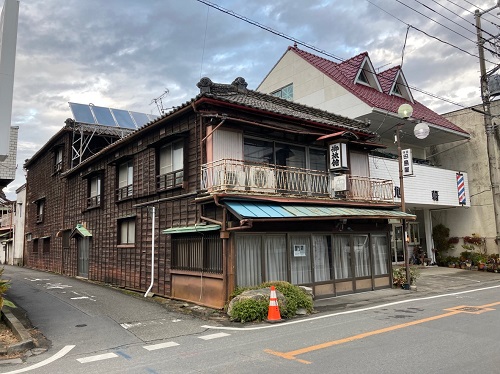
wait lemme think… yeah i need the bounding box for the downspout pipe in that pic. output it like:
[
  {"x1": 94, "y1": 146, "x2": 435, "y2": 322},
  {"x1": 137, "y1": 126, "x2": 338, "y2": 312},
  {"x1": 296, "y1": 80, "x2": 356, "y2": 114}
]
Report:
[{"x1": 144, "y1": 206, "x2": 155, "y2": 297}]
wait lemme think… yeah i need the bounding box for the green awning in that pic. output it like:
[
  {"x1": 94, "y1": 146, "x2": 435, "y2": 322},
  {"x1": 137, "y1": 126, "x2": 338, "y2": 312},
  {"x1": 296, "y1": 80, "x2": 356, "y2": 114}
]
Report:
[
  {"x1": 163, "y1": 224, "x2": 221, "y2": 235},
  {"x1": 70, "y1": 224, "x2": 92, "y2": 238}
]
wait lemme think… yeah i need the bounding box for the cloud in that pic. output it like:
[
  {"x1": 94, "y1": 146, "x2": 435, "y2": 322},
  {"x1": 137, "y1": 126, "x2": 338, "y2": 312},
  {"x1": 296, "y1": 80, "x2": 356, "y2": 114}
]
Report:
[{"x1": 5, "y1": 0, "x2": 492, "y2": 198}]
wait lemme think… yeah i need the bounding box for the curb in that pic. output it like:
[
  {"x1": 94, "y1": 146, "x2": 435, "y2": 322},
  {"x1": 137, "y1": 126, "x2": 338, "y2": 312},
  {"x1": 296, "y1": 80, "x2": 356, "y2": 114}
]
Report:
[{"x1": 1, "y1": 308, "x2": 34, "y2": 354}]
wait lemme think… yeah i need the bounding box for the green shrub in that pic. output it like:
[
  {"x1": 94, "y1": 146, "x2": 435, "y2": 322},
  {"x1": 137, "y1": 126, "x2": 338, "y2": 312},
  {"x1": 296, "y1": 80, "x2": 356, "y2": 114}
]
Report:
[
  {"x1": 261, "y1": 281, "x2": 313, "y2": 318},
  {"x1": 392, "y1": 266, "x2": 420, "y2": 288},
  {"x1": 230, "y1": 298, "x2": 269, "y2": 323},
  {"x1": 228, "y1": 281, "x2": 313, "y2": 322},
  {"x1": 0, "y1": 268, "x2": 14, "y2": 309}
]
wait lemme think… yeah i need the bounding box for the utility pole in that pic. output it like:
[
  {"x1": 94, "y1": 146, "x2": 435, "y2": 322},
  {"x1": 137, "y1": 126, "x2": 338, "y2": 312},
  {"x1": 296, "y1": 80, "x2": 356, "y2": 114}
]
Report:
[{"x1": 475, "y1": 5, "x2": 500, "y2": 245}]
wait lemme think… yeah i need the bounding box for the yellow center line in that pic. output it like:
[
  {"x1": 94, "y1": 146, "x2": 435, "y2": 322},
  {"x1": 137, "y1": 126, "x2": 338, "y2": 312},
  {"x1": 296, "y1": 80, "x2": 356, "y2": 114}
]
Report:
[{"x1": 265, "y1": 301, "x2": 500, "y2": 364}]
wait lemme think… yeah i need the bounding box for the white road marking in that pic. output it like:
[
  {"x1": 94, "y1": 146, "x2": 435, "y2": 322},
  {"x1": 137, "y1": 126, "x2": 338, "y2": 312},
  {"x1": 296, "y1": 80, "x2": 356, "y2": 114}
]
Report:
[
  {"x1": 24, "y1": 277, "x2": 50, "y2": 282},
  {"x1": 46, "y1": 283, "x2": 72, "y2": 289},
  {"x1": 143, "y1": 342, "x2": 180, "y2": 351},
  {"x1": 201, "y1": 284, "x2": 500, "y2": 331},
  {"x1": 76, "y1": 352, "x2": 118, "y2": 363},
  {"x1": 2, "y1": 345, "x2": 75, "y2": 373},
  {"x1": 198, "y1": 332, "x2": 230, "y2": 340},
  {"x1": 120, "y1": 322, "x2": 143, "y2": 329},
  {"x1": 70, "y1": 296, "x2": 90, "y2": 300}
]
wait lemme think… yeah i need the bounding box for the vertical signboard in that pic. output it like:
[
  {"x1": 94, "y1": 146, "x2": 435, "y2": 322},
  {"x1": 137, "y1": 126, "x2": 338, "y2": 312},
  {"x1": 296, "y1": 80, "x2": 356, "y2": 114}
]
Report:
[
  {"x1": 329, "y1": 143, "x2": 348, "y2": 171},
  {"x1": 401, "y1": 149, "x2": 413, "y2": 176}
]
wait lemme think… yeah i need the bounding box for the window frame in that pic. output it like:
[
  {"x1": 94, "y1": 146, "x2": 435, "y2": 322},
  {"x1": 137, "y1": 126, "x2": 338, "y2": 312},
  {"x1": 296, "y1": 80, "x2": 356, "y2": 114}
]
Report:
[
  {"x1": 171, "y1": 233, "x2": 222, "y2": 274},
  {"x1": 35, "y1": 199, "x2": 45, "y2": 223},
  {"x1": 157, "y1": 139, "x2": 185, "y2": 190},
  {"x1": 270, "y1": 83, "x2": 293, "y2": 100},
  {"x1": 53, "y1": 146, "x2": 63, "y2": 173},
  {"x1": 118, "y1": 217, "x2": 136, "y2": 246},
  {"x1": 87, "y1": 174, "x2": 102, "y2": 209},
  {"x1": 117, "y1": 159, "x2": 134, "y2": 201}
]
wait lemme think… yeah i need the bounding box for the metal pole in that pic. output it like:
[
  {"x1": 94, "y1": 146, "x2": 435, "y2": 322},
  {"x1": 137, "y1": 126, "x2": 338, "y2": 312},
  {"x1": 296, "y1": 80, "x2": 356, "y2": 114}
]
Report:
[
  {"x1": 397, "y1": 124, "x2": 411, "y2": 288},
  {"x1": 475, "y1": 9, "x2": 500, "y2": 244},
  {"x1": 144, "y1": 206, "x2": 155, "y2": 297}
]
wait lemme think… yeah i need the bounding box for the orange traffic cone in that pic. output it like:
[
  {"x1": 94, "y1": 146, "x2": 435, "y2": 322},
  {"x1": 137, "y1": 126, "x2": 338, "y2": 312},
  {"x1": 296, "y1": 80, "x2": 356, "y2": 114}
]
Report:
[{"x1": 267, "y1": 285, "x2": 282, "y2": 323}]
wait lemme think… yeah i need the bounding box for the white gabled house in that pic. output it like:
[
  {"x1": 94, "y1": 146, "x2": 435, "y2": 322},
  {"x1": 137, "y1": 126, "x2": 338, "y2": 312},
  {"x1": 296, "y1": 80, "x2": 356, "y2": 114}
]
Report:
[{"x1": 258, "y1": 46, "x2": 472, "y2": 262}]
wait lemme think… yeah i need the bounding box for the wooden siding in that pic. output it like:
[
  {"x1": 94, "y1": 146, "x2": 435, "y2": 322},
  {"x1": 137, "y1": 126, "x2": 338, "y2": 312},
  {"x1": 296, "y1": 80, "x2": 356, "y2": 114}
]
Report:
[{"x1": 25, "y1": 112, "x2": 201, "y2": 299}]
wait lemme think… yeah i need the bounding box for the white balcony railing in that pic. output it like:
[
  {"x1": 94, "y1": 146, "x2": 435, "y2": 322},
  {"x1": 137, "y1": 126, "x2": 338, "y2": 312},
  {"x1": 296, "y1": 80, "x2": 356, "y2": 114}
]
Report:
[{"x1": 201, "y1": 159, "x2": 394, "y2": 203}]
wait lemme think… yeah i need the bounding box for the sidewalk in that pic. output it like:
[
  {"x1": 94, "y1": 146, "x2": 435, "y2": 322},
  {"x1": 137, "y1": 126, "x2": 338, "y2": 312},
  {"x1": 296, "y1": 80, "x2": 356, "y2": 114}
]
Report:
[{"x1": 313, "y1": 266, "x2": 500, "y2": 313}]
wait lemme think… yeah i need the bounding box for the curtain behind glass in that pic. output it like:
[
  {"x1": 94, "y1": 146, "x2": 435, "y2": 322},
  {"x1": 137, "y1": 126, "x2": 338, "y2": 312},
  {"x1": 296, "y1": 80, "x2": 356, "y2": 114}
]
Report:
[
  {"x1": 264, "y1": 235, "x2": 287, "y2": 282},
  {"x1": 333, "y1": 235, "x2": 351, "y2": 279},
  {"x1": 290, "y1": 235, "x2": 311, "y2": 284},
  {"x1": 236, "y1": 235, "x2": 262, "y2": 287},
  {"x1": 313, "y1": 235, "x2": 331, "y2": 282},
  {"x1": 372, "y1": 234, "x2": 389, "y2": 275},
  {"x1": 354, "y1": 235, "x2": 371, "y2": 277}
]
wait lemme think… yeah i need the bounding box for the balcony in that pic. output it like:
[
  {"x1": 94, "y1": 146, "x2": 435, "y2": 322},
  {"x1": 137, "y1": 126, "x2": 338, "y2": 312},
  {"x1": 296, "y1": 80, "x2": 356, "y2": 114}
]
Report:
[{"x1": 201, "y1": 159, "x2": 394, "y2": 203}]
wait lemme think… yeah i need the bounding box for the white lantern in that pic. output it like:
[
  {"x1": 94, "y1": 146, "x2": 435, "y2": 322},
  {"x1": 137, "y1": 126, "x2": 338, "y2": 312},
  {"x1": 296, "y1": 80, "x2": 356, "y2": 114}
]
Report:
[
  {"x1": 414, "y1": 122, "x2": 430, "y2": 139},
  {"x1": 398, "y1": 103, "x2": 413, "y2": 119}
]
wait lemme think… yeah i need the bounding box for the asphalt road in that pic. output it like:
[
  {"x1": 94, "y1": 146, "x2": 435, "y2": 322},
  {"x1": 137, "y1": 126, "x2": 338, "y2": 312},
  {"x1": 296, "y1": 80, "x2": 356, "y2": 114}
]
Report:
[{"x1": 1, "y1": 266, "x2": 500, "y2": 373}]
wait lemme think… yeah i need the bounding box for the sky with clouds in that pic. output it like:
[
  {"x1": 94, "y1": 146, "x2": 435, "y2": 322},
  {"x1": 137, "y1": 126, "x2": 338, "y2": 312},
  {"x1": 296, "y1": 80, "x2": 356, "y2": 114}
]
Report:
[{"x1": 5, "y1": 0, "x2": 500, "y2": 198}]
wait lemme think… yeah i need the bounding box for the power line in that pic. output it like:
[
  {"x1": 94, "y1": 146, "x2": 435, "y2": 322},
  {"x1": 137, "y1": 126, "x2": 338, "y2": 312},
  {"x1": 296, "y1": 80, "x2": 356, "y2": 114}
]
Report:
[
  {"x1": 195, "y1": 0, "x2": 480, "y2": 110},
  {"x1": 445, "y1": 0, "x2": 500, "y2": 27},
  {"x1": 396, "y1": 0, "x2": 499, "y2": 57},
  {"x1": 367, "y1": 0, "x2": 496, "y2": 64}
]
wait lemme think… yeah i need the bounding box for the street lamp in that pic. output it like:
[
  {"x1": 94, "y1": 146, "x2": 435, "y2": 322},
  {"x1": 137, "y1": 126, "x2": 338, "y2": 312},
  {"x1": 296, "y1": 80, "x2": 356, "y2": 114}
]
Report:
[
  {"x1": 396, "y1": 104, "x2": 412, "y2": 289},
  {"x1": 396, "y1": 103, "x2": 429, "y2": 289}
]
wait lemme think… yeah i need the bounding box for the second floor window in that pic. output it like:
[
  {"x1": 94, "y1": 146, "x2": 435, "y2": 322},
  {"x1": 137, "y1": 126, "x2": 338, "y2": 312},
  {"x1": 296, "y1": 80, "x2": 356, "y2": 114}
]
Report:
[
  {"x1": 54, "y1": 147, "x2": 63, "y2": 173},
  {"x1": 158, "y1": 140, "x2": 184, "y2": 189},
  {"x1": 88, "y1": 175, "x2": 102, "y2": 208},
  {"x1": 36, "y1": 200, "x2": 45, "y2": 223},
  {"x1": 117, "y1": 160, "x2": 133, "y2": 200}
]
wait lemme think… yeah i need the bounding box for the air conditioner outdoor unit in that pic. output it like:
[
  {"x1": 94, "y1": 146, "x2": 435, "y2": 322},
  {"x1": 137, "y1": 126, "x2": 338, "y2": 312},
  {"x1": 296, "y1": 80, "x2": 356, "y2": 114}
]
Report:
[
  {"x1": 330, "y1": 174, "x2": 348, "y2": 198},
  {"x1": 249, "y1": 167, "x2": 276, "y2": 193}
]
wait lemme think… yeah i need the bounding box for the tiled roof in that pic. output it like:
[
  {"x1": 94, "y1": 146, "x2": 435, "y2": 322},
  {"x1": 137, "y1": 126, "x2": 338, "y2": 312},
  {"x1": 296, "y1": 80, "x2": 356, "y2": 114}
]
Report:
[
  {"x1": 378, "y1": 66, "x2": 400, "y2": 94},
  {"x1": 64, "y1": 77, "x2": 377, "y2": 175},
  {"x1": 288, "y1": 46, "x2": 469, "y2": 135},
  {"x1": 196, "y1": 77, "x2": 375, "y2": 135}
]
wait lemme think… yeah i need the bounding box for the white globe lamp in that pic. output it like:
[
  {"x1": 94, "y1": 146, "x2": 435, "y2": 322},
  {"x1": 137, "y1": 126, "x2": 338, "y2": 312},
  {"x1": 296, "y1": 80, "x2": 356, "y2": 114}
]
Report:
[{"x1": 414, "y1": 122, "x2": 430, "y2": 139}]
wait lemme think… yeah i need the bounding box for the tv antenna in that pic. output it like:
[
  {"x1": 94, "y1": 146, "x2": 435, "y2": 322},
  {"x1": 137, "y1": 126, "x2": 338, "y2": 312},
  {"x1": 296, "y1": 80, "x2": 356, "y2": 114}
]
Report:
[{"x1": 150, "y1": 89, "x2": 170, "y2": 115}]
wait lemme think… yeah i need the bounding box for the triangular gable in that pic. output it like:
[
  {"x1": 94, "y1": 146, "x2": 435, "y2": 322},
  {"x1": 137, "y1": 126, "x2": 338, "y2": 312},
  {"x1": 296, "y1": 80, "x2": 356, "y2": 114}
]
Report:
[
  {"x1": 353, "y1": 56, "x2": 382, "y2": 92},
  {"x1": 287, "y1": 46, "x2": 469, "y2": 135},
  {"x1": 70, "y1": 223, "x2": 92, "y2": 238},
  {"x1": 389, "y1": 70, "x2": 414, "y2": 103}
]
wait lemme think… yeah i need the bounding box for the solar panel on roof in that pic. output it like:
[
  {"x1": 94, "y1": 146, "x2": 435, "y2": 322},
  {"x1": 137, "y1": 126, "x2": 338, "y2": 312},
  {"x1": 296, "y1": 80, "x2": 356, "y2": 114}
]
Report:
[
  {"x1": 92, "y1": 105, "x2": 116, "y2": 126},
  {"x1": 111, "y1": 109, "x2": 136, "y2": 129},
  {"x1": 130, "y1": 112, "x2": 150, "y2": 127},
  {"x1": 69, "y1": 103, "x2": 95, "y2": 124},
  {"x1": 68, "y1": 103, "x2": 157, "y2": 130}
]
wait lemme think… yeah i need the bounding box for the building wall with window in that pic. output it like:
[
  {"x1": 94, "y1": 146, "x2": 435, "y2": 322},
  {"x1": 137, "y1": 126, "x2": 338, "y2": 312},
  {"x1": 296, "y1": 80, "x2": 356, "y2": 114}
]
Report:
[{"x1": 24, "y1": 78, "x2": 407, "y2": 308}]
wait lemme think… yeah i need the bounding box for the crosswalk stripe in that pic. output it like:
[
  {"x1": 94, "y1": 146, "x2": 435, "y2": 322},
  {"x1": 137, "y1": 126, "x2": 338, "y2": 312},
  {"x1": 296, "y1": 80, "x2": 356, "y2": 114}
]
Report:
[
  {"x1": 143, "y1": 342, "x2": 180, "y2": 351},
  {"x1": 77, "y1": 353, "x2": 118, "y2": 363},
  {"x1": 198, "y1": 332, "x2": 230, "y2": 340}
]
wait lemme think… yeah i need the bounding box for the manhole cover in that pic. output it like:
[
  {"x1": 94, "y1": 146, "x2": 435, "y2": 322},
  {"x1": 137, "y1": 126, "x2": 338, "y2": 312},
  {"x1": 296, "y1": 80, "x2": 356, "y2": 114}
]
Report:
[{"x1": 456, "y1": 307, "x2": 481, "y2": 312}]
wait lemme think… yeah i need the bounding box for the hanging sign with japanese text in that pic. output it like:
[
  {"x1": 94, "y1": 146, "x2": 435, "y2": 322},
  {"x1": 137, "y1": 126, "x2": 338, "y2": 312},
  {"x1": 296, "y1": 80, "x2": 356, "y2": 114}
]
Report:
[
  {"x1": 329, "y1": 143, "x2": 348, "y2": 171},
  {"x1": 401, "y1": 148, "x2": 413, "y2": 176}
]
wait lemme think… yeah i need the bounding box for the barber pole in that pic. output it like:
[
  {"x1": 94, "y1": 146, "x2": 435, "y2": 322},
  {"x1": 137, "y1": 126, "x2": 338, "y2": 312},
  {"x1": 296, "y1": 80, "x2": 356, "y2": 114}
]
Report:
[{"x1": 456, "y1": 173, "x2": 466, "y2": 205}]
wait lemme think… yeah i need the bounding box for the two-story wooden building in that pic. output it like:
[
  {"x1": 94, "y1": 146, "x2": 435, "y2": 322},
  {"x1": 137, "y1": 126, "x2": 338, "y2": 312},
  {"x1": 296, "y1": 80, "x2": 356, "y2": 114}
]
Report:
[{"x1": 24, "y1": 78, "x2": 414, "y2": 308}]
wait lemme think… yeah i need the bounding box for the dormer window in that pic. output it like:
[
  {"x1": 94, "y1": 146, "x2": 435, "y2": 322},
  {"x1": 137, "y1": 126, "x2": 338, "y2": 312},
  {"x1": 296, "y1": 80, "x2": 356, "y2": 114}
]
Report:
[
  {"x1": 355, "y1": 57, "x2": 382, "y2": 92},
  {"x1": 389, "y1": 70, "x2": 414, "y2": 103}
]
